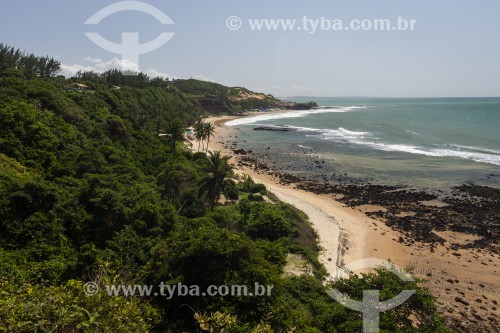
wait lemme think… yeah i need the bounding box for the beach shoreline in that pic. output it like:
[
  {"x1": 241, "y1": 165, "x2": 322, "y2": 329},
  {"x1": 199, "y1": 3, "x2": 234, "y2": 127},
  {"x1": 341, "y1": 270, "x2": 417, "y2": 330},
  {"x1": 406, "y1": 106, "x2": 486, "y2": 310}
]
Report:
[
  {"x1": 203, "y1": 114, "x2": 411, "y2": 274},
  {"x1": 195, "y1": 112, "x2": 499, "y2": 332}
]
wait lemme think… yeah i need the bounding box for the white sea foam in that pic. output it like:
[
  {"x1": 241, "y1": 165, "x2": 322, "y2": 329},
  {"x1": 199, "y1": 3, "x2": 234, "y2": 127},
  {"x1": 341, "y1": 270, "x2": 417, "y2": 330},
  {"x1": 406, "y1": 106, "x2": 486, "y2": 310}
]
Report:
[
  {"x1": 330, "y1": 127, "x2": 369, "y2": 137},
  {"x1": 263, "y1": 125, "x2": 369, "y2": 139},
  {"x1": 225, "y1": 106, "x2": 366, "y2": 126},
  {"x1": 445, "y1": 144, "x2": 500, "y2": 155},
  {"x1": 347, "y1": 141, "x2": 500, "y2": 166},
  {"x1": 431, "y1": 149, "x2": 500, "y2": 165},
  {"x1": 299, "y1": 126, "x2": 370, "y2": 141},
  {"x1": 404, "y1": 130, "x2": 421, "y2": 136},
  {"x1": 267, "y1": 124, "x2": 500, "y2": 166}
]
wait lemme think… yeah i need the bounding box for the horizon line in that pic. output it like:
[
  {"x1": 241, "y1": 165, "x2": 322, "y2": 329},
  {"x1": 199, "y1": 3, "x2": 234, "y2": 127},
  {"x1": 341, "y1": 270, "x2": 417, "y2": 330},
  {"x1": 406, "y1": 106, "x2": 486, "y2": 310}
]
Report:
[{"x1": 279, "y1": 96, "x2": 500, "y2": 99}]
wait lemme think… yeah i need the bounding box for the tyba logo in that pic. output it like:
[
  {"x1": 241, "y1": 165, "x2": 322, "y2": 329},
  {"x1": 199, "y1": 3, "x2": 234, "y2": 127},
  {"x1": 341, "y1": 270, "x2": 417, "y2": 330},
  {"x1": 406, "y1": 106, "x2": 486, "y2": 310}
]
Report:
[
  {"x1": 327, "y1": 258, "x2": 416, "y2": 333},
  {"x1": 84, "y1": 1, "x2": 174, "y2": 68}
]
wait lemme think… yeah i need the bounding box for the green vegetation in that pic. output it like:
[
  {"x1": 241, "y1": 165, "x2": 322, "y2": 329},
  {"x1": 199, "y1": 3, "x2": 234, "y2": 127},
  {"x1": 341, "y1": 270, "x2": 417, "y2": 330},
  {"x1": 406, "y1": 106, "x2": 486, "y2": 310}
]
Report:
[
  {"x1": 194, "y1": 120, "x2": 216, "y2": 153},
  {"x1": 0, "y1": 44, "x2": 449, "y2": 332},
  {"x1": 165, "y1": 118, "x2": 186, "y2": 154},
  {"x1": 0, "y1": 43, "x2": 61, "y2": 78},
  {"x1": 198, "y1": 151, "x2": 237, "y2": 210}
]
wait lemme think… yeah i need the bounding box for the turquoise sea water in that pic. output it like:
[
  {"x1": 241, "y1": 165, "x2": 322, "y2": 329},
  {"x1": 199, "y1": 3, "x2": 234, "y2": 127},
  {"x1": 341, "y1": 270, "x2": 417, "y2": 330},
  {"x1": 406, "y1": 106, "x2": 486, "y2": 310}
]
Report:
[{"x1": 226, "y1": 97, "x2": 500, "y2": 190}]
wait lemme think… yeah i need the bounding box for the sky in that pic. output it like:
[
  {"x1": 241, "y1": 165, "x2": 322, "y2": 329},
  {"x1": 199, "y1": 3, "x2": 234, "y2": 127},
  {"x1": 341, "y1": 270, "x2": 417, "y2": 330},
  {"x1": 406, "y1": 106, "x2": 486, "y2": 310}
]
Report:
[{"x1": 1, "y1": 0, "x2": 500, "y2": 97}]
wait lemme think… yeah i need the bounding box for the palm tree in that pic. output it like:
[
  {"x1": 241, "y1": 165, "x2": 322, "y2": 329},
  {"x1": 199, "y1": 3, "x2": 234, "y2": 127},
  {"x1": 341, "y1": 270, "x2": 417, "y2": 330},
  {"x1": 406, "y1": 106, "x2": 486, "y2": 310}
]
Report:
[
  {"x1": 193, "y1": 119, "x2": 205, "y2": 152},
  {"x1": 165, "y1": 118, "x2": 185, "y2": 154},
  {"x1": 203, "y1": 122, "x2": 216, "y2": 153},
  {"x1": 198, "y1": 151, "x2": 237, "y2": 210}
]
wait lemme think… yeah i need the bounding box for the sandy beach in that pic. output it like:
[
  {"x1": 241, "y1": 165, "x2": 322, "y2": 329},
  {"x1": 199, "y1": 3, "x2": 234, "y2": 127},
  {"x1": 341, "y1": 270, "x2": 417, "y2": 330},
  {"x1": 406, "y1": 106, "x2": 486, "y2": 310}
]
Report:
[{"x1": 195, "y1": 113, "x2": 499, "y2": 332}]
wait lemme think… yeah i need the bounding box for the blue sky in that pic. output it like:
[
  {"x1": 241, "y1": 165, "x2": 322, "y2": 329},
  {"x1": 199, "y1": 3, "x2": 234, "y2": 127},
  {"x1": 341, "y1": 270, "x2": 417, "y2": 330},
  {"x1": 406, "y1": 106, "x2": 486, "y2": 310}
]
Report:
[{"x1": 1, "y1": 0, "x2": 499, "y2": 97}]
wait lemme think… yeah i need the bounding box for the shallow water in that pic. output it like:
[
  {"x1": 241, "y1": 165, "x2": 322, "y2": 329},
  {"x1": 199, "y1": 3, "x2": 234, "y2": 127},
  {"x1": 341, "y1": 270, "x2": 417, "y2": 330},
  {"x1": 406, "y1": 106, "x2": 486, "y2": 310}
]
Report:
[{"x1": 226, "y1": 97, "x2": 500, "y2": 190}]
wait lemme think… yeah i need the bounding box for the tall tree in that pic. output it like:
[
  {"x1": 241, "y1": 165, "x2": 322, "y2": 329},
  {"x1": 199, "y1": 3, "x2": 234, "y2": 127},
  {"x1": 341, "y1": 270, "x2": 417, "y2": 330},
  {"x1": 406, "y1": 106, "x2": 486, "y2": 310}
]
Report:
[
  {"x1": 0, "y1": 43, "x2": 60, "y2": 77},
  {"x1": 203, "y1": 122, "x2": 216, "y2": 153},
  {"x1": 193, "y1": 119, "x2": 205, "y2": 152},
  {"x1": 198, "y1": 151, "x2": 236, "y2": 210},
  {"x1": 165, "y1": 118, "x2": 185, "y2": 154}
]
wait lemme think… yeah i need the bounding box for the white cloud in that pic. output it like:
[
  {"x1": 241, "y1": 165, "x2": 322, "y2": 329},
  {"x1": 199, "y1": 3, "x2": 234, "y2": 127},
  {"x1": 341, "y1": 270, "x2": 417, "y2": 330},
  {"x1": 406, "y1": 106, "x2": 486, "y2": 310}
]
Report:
[
  {"x1": 60, "y1": 57, "x2": 175, "y2": 79},
  {"x1": 144, "y1": 68, "x2": 174, "y2": 79},
  {"x1": 61, "y1": 57, "x2": 139, "y2": 76}
]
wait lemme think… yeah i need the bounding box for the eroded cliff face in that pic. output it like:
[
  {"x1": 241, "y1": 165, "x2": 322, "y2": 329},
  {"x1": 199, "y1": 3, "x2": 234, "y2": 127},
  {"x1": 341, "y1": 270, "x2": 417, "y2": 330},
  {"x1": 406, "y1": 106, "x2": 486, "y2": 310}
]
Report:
[{"x1": 173, "y1": 78, "x2": 317, "y2": 114}]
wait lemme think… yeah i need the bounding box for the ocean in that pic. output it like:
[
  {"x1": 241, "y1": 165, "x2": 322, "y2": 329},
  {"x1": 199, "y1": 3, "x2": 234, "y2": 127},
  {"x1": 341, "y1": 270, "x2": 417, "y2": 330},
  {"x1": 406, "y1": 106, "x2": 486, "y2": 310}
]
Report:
[{"x1": 225, "y1": 97, "x2": 500, "y2": 191}]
